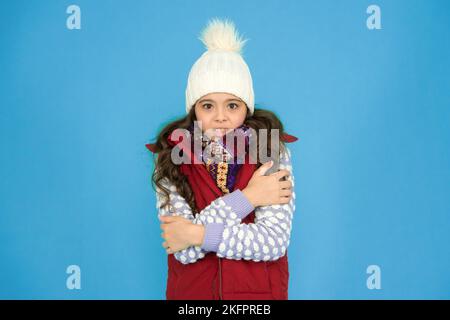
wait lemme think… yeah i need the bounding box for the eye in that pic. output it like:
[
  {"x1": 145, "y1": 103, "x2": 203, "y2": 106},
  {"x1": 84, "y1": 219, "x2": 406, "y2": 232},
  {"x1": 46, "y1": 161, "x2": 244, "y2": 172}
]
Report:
[
  {"x1": 228, "y1": 103, "x2": 239, "y2": 110},
  {"x1": 202, "y1": 103, "x2": 213, "y2": 110}
]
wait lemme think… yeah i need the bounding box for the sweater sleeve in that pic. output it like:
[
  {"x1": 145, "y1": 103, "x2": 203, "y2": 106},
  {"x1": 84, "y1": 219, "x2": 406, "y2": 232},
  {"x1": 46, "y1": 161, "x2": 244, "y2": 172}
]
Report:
[
  {"x1": 156, "y1": 177, "x2": 254, "y2": 264},
  {"x1": 176, "y1": 145, "x2": 296, "y2": 264}
]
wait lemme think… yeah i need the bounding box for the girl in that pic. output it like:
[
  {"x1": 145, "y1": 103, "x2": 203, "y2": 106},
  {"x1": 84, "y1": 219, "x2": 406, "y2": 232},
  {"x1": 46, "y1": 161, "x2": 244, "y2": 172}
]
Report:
[{"x1": 146, "y1": 18, "x2": 298, "y2": 300}]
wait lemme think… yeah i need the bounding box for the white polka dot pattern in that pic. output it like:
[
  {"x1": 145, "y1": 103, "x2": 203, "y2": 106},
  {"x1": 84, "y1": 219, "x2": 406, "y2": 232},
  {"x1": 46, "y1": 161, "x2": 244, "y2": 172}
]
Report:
[
  {"x1": 156, "y1": 145, "x2": 295, "y2": 264},
  {"x1": 156, "y1": 176, "x2": 242, "y2": 264}
]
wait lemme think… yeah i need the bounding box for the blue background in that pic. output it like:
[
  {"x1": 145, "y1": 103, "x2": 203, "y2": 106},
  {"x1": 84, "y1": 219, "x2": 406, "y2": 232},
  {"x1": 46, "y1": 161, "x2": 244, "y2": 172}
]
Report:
[{"x1": 1, "y1": 0, "x2": 449, "y2": 299}]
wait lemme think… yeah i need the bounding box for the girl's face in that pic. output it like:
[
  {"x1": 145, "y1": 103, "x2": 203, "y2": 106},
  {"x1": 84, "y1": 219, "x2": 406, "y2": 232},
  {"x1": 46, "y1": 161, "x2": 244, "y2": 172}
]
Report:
[{"x1": 194, "y1": 92, "x2": 248, "y2": 138}]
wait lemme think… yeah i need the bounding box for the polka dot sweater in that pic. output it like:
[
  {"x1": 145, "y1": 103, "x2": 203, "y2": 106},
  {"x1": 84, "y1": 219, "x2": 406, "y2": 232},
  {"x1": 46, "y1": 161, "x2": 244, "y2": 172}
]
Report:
[{"x1": 156, "y1": 146, "x2": 295, "y2": 264}]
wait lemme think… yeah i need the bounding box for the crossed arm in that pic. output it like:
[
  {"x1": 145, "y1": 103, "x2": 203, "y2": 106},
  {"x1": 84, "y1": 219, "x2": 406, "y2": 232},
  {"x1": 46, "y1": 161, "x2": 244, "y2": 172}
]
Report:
[{"x1": 156, "y1": 146, "x2": 295, "y2": 264}]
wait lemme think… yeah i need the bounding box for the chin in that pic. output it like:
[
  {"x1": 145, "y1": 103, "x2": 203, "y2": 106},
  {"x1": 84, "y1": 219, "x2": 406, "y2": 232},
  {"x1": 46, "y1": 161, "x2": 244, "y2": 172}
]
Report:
[{"x1": 204, "y1": 128, "x2": 233, "y2": 138}]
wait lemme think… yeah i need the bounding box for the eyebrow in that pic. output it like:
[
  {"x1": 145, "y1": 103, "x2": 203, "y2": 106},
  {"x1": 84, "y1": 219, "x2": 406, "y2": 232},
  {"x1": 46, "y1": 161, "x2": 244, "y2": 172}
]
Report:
[{"x1": 198, "y1": 98, "x2": 242, "y2": 104}]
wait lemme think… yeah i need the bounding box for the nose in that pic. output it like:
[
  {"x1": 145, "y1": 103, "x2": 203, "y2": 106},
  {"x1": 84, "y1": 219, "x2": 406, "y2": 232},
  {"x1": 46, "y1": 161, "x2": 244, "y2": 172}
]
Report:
[{"x1": 214, "y1": 106, "x2": 228, "y2": 125}]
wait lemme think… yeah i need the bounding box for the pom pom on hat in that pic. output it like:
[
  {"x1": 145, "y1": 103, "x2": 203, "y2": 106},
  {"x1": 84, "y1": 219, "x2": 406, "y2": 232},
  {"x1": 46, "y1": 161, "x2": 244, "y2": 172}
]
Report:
[
  {"x1": 185, "y1": 18, "x2": 255, "y2": 115},
  {"x1": 199, "y1": 18, "x2": 249, "y2": 54}
]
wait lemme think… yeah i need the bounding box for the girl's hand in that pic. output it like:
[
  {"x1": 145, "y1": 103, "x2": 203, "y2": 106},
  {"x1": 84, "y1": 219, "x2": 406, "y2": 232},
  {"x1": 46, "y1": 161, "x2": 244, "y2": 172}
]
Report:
[
  {"x1": 242, "y1": 161, "x2": 292, "y2": 207},
  {"x1": 159, "y1": 216, "x2": 205, "y2": 254}
]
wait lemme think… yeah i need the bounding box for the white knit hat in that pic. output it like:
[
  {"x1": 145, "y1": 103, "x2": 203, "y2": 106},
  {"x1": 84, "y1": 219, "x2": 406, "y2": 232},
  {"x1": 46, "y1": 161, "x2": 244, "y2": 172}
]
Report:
[{"x1": 185, "y1": 18, "x2": 255, "y2": 115}]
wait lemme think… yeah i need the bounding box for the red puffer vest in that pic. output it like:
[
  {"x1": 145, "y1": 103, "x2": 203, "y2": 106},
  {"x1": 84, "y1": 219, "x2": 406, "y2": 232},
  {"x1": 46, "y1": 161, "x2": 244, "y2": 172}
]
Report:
[{"x1": 146, "y1": 129, "x2": 298, "y2": 300}]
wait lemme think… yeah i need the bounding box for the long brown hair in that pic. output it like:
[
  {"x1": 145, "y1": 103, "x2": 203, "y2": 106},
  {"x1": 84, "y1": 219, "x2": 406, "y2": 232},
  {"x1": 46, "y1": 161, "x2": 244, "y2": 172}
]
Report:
[{"x1": 150, "y1": 105, "x2": 287, "y2": 212}]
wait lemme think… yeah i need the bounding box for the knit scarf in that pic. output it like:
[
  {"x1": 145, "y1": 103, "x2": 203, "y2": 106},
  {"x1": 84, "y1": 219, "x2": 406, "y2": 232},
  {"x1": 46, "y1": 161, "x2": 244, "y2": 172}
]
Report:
[{"x1": 187, "y1": 123, "x2": 252, "y2": 194}]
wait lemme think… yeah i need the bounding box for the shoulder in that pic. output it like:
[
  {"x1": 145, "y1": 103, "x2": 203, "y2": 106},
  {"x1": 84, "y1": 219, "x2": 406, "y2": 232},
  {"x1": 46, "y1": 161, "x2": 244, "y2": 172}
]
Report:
[
  {"x1": 280, "y1": 144, "x2": 293, "y2": 163},
  {"x1": 155, "y1": 177, "x2": 178, "y2": 204}
]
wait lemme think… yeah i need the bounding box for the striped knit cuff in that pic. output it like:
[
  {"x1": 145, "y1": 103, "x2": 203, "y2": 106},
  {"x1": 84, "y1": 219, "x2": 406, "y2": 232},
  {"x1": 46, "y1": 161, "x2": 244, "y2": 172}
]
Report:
[
  {"x1": 200, "y1": 223, "x2": 225, "y2": 252},
  {"x1": 221, "y1": 189, "x2": 255, "y2": 220}
]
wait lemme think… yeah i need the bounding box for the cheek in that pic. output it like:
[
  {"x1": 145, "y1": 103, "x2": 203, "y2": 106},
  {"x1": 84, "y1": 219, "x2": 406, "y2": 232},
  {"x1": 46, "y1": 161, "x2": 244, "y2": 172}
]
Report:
[
  {"x1": 230, "y1": 109, "x2": 247, "y2": 126},
  {"x1": 195, "y1": 110, "x2": 213, "y2": 130}
]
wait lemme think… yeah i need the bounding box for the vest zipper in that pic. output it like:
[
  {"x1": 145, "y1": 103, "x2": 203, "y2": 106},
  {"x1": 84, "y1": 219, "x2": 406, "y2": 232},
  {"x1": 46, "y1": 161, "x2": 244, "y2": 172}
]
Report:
[{"x1": 218, "y1": 257, "x2": 223, "y2": 300}]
